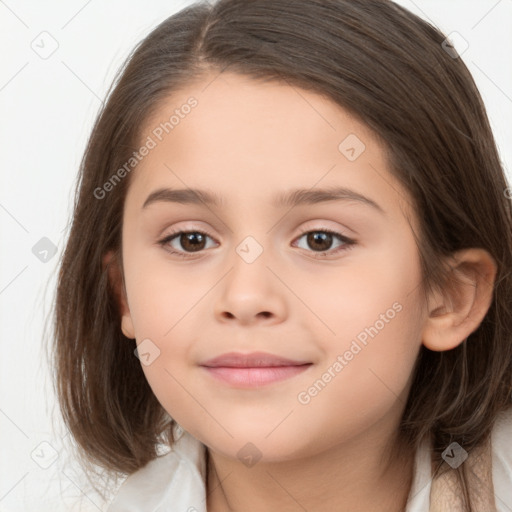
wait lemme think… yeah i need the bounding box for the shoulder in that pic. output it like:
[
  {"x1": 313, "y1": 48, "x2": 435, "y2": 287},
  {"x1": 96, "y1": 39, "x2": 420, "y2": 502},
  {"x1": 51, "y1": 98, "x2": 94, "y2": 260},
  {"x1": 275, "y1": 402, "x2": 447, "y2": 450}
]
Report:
[
  {"x1": 107, "y1": 428, "x2": 208, "y2": 512},
  {"x1": 491, "y1": 405, "x2": 512, "y2": 511}
]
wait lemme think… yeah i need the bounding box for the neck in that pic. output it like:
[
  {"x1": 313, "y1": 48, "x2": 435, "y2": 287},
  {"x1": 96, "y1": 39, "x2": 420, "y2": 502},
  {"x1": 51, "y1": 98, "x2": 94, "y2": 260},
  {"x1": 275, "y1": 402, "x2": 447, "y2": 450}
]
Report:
[{"x1": 206, "y1": 430, "x2": 415, "y2": 512}]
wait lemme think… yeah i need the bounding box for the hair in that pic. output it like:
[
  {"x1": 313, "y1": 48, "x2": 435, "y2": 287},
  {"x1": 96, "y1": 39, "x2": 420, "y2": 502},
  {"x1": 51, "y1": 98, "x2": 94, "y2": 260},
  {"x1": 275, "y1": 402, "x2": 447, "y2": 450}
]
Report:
[{"x1": 51, "y1": 0, "x2": 512, "y2": 508}]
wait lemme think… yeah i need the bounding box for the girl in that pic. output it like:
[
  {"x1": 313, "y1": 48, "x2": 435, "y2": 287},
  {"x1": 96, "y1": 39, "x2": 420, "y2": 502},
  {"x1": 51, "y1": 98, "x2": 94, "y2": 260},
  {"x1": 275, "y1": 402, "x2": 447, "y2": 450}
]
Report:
[{"x1": 53, "y1": 0, "x2": 512, "y2": 510}]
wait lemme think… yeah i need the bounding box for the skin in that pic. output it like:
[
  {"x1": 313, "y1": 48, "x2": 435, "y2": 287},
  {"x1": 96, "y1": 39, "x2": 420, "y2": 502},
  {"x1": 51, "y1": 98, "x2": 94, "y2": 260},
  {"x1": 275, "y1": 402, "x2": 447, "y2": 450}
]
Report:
[{"x1": 109, "y1": 71, "x2": 497, "y2": 512}]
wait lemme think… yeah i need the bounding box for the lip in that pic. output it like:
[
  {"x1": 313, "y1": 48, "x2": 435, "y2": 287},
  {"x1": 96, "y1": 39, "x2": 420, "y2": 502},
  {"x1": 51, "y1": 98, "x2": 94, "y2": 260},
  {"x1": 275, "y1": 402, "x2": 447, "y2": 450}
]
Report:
[
  {"x1": 199, "y1": 351, "x2": 313, "y2": 388},
  {"x1": 199, "y1": 351, "x2": 311, "y2": 368},
  {"x1": 201, "y1": 365, "x2": 312, "y2": 387}
]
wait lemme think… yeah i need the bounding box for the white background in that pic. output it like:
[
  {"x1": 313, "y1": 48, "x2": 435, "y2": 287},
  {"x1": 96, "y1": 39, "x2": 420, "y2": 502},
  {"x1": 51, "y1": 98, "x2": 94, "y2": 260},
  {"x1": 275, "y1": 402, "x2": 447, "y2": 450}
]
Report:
[{"x1": 1, "y1": 1, "x2": 511, "y2": 510}]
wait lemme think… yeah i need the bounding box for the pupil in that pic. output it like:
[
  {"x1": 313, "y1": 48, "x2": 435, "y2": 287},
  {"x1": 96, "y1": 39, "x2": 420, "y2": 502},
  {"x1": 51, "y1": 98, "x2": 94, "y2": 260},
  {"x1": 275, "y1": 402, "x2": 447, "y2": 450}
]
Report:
[
  {"x1": 182, "y1": 232, "x2": 205, "y2": 252},
  {"x1": 308, "y1": 232, "x2": 332, "y2": 251}
]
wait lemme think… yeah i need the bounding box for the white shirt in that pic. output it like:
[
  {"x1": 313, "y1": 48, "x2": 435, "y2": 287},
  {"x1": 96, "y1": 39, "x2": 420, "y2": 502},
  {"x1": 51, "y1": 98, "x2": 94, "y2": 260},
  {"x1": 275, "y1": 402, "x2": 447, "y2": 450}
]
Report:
[{"x1": 108, "y1": 407, "x2": 512, "y2": 511}]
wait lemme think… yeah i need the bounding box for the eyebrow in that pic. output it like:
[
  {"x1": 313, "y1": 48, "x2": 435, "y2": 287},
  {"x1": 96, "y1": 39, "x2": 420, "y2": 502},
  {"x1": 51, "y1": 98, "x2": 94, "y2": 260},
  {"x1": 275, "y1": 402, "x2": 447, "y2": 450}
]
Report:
[{"x1": 142, "y1": 186, "x2": 385, "y2": 214}]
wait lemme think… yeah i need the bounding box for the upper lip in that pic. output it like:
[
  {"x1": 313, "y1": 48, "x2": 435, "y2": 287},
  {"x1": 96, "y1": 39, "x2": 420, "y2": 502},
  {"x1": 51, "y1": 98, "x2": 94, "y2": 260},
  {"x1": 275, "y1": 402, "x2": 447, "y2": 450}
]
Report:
[{"x1": 200, "y1": 351, "x2": 312, "y2": 368}]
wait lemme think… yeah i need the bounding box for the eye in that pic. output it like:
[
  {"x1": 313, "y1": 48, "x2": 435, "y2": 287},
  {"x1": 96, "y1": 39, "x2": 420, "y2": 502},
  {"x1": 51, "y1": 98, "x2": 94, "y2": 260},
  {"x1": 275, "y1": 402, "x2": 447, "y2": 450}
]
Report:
[
  {"x1": 157, "y1": 227, "x2": 356, "y2": 259},
  {"x1": 293, "y1": 227, "x2": 356, "y2": 257},
  {"x1": 157, "y1": 230, "x2": 217, "y2": 258}
]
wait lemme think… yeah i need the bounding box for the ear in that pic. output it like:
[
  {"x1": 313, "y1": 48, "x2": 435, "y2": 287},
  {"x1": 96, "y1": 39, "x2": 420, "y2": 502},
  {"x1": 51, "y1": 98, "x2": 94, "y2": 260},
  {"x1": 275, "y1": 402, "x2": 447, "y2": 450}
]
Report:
[
  {"x1": 422, "y1": 248, "x2": 497, "y2": 352},
  {"x1": 103, "y1": 250, "x2": 135, "y2": 339}
]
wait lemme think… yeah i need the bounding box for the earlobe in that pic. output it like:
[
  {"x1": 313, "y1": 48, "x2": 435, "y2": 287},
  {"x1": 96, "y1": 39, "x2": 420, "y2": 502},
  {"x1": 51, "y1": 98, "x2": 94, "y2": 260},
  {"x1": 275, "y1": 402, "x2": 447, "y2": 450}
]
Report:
[
  {"x1": 121, "y1": 315, "x2": 136, "y2": 340},
  {"x1": 103, "y1": 250, "x2": 136, "y2": 339},
  {"x1": 422, "y1": 248, "x2": 497, "y2": 352}
]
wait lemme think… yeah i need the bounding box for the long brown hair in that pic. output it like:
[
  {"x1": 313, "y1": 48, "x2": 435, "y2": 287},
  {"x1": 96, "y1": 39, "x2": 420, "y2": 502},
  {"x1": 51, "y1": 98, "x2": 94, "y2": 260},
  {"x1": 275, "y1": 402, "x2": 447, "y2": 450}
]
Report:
[{"x1": 51, "y1": 0, "x2": 512, "y2": 508}]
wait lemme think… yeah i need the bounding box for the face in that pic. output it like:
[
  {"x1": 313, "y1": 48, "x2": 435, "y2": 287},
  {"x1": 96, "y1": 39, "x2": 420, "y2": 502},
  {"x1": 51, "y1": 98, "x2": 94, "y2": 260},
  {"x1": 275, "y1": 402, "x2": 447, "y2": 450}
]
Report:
[{"x1": 119, "y1": 71, "x2": 427, "y2": 463}]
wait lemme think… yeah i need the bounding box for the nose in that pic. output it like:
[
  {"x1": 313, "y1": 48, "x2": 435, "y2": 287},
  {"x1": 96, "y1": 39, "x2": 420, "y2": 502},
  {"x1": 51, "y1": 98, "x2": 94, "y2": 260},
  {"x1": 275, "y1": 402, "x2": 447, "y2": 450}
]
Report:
[{"x1": 213, "y1": 246, "x2": 288, "y2": 326}]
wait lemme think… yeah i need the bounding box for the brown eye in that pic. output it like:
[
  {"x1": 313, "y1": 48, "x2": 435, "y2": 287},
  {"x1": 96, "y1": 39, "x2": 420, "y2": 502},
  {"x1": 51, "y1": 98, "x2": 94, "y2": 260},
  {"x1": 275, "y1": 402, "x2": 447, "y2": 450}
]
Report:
[
  {"x1": 305, "y1": 232, "x2": 334, "y2": 252},
  {"x1": 158, "y1": 230, "x2": 217, "y2": 256},
  {"x1": 294, "y1": 228, "x2": 355, "y2": 256},
  {"x1": 177, "y1": 232, "x2": 207, "y2": 252}
]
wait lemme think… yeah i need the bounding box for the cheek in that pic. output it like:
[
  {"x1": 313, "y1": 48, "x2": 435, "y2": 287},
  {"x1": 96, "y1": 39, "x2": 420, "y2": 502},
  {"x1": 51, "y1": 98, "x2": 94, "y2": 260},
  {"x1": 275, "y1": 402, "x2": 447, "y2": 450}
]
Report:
[
  {"x1": 290, "y1": 268, "x2": 424, "y2": 454},
  {"x1": 123, "y1": 246, "x2": 209, "y2": 336},
  {"x1": 299, "y1": 227, "x2": 424, "y2": 361},
  {"x1": 122, "y1": 253, "x2": 213, "y2": 426},
  {"x1": 301, "y1": 234, "x2": 424, "y2": 411}
]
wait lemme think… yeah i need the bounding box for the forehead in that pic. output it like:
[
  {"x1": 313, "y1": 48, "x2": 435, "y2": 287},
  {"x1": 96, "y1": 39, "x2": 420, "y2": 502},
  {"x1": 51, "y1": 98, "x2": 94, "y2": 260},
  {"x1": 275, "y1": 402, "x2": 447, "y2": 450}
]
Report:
[
  {"x1": 126, "y1": 71, "x2": 412, "y2": 222},
  {"x1": 140, "y1": 71, "x2": 378, "y2": 170}
]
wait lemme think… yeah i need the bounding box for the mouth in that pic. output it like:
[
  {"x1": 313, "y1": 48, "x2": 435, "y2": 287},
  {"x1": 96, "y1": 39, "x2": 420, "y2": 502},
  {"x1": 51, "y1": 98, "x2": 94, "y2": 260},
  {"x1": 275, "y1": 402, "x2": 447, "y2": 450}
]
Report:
[
  {"x1": 199, "y1": 352, "x2": 313, "y2": 387},
  {"x1": 201, "y1": 364, "x2": 313, "y2": 387},
  {"x1": 199, "y1": 351, "x2": 312, "y2": 368}
]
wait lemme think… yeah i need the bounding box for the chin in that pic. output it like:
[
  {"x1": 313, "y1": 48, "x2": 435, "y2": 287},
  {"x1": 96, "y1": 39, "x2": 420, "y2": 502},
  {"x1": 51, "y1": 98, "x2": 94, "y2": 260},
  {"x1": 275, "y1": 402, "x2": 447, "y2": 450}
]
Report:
[{"x1": 202, "y1": 427, "x2": 307, "y2": 464}]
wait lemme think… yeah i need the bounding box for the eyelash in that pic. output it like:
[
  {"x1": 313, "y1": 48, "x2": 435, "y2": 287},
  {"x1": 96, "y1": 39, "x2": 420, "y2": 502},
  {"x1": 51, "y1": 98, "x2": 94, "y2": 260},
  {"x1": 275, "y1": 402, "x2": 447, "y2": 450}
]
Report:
[{"x1": 157, "y1": 226, "x2": 356, "y2": 259}]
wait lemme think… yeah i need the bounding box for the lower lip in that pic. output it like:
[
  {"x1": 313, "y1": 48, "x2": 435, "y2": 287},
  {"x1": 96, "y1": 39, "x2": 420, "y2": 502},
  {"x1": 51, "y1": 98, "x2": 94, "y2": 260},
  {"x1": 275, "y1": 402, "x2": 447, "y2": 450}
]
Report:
[{"x1": 201, "y1": 364, "x2": 312, "y2": 387}]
